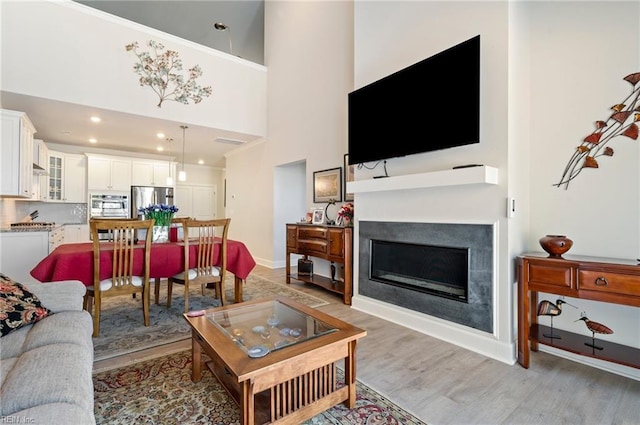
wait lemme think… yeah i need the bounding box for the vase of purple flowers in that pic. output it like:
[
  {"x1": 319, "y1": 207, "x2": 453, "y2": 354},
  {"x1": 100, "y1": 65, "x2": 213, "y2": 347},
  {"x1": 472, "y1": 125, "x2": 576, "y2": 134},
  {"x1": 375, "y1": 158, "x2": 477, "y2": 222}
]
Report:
[{"x1": 138, "y1": 204, "x2": 179, "y2": 243}]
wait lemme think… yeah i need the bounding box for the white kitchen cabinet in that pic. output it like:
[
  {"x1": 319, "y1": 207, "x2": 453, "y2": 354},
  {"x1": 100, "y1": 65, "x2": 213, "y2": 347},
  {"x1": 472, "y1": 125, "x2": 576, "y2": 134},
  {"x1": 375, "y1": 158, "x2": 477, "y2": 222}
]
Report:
[
  {"x1": 63, "y1": 224, "x2": 90, "y2": 243},
  {"x1": 30, "y1": 173, "x2": 45, "y2": 201},
  {"x1": 0, "y1": 232, "x2": 49, "y2": 283},
  {"x1": 173, "y1": 186, "x2": 193, "y2": 218},
  {"x1": 49, "y1": 225, "x2": 65, "y2": 251},
  {"x1": 131, "y1": 160, "x2": 174, "y2": 187},
  {"x1": 63, "y1": 154, "x2": 87, "y2": 202},
  {"x1": 192, "y1": 186, "x2": 216, "y2": 218},
  {"x1": 1, "y1": 109, "x2": 36, "y2": 198},
  {"x1": 174, "y1": 184, "x2": 217, "y2": 219},
  {"x1": 48, "y1": 151, "x2": 87, "y2": 202},
  {"x1": 87, "y1": 155, "x2": 131, "y2": 192},
  {"x1": 48, "y1": 154, "x2": 63, "y2": 201}
]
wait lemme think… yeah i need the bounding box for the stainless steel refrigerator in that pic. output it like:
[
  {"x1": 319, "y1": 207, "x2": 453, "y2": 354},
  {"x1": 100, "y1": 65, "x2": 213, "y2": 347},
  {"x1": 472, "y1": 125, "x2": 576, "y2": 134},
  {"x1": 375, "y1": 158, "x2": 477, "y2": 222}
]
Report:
[
  {"x1": 131, "y1": 186, "x2": 175, "y2": 218},
  {"x1": 131, "y1": 186, "x2": 175, "y2": 239}
]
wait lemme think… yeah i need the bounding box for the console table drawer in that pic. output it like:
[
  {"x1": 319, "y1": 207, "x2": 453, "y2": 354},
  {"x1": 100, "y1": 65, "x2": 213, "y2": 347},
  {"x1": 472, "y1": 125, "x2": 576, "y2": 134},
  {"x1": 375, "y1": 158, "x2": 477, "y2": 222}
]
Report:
[
  {"x1": 579, "y1": 270, "x2": 640, "y2": 296},
  {"x1": 527, "y1": 262, "x2": 574, "y2": 289},
  {"x1": 298, "y1": 240, "x2": 327, "y2": 254},
  {"x1": 298, "y1": 227, "x2": 328, "y2": 239}
]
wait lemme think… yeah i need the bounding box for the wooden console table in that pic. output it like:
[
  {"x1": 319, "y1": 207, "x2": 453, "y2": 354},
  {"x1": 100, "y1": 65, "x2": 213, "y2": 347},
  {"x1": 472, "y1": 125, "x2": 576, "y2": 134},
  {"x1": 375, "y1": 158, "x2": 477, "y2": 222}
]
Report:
[
  {"x1": 286, "y1": 223, "x2": 353, "y2": 305},
  {"x1": 517, "y1": 253, "x2": 640, "y2": 370}
]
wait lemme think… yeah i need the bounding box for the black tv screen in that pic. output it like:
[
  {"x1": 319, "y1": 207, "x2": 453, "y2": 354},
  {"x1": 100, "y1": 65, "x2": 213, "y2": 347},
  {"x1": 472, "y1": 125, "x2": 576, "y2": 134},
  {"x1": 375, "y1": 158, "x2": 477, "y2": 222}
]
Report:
[{"x1": 348, "y1": 35, "x2": 480, "y2": 165}]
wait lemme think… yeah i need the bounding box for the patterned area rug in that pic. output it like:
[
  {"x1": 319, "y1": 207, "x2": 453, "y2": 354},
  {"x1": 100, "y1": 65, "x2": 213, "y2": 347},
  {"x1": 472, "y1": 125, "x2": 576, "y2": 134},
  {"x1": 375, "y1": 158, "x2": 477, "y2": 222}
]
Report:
[
  {"x1": 93, "y1": 275, "x2": 328, "y2": 361},
  {"x1": 93, "y1": 350, "x2": 427, "y2": 425}
]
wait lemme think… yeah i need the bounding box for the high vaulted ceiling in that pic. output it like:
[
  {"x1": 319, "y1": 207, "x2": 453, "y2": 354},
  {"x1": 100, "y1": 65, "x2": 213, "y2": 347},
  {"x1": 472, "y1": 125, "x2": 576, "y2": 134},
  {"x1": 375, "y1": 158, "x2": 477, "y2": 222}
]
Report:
[{"x1": 1, "y1": 1, "x2": 264, "y2": 168}]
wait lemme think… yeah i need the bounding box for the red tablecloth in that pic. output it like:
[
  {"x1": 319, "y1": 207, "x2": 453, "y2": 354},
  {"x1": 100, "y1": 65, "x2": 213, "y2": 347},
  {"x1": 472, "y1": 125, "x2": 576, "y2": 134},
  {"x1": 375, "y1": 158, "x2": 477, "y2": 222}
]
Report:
[{"x1": 30, "y1": 240, "x2": 256, "y2": 287}]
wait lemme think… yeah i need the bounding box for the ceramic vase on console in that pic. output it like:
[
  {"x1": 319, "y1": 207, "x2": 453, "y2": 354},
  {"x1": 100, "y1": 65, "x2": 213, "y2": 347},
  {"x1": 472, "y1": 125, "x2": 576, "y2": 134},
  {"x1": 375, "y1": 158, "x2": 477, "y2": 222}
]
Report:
[{"x1": 539, "y1": 235, "x2": 573, "y2": 258}]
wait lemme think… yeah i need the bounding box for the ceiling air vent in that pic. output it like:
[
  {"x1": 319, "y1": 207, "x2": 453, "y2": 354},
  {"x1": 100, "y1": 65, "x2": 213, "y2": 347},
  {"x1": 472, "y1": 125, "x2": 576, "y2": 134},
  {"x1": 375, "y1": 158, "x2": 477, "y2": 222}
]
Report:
[{"x1": 214, "y1": 137, "x2": 246, "y2": 145}]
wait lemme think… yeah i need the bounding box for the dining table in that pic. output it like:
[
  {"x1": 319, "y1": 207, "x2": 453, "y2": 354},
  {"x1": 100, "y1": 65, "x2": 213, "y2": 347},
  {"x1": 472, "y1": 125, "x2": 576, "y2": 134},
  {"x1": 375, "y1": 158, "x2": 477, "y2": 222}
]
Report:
[{"x1": 30, "y1": 239, "x2": 257, "y2": 304}]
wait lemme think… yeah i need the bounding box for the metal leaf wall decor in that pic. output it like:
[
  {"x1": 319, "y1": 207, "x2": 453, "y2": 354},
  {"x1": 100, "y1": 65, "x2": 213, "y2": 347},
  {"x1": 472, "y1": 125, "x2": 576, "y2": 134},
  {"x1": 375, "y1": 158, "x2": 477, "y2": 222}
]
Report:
[
  {"x1": 125, "y1": 40, "x2": 213, "y2": 108},
  {"x1": 555, "y1": 72, "x2": 640, "y2": 189}
]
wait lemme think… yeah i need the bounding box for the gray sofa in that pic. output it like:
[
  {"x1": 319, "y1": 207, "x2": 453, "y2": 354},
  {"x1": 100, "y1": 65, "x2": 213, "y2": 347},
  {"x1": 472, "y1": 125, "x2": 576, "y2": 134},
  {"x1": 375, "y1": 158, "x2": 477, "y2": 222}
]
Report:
[{"x1": 0, "y1": 279, "x2": 96, "y2": 425}]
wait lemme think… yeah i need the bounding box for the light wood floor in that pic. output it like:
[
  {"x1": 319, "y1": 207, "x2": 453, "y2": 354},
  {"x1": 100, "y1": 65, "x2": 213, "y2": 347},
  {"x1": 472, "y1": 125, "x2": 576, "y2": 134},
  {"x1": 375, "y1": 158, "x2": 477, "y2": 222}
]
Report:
[{"x1": 94, "y1": 265, "x2": 640, "y2": 425}]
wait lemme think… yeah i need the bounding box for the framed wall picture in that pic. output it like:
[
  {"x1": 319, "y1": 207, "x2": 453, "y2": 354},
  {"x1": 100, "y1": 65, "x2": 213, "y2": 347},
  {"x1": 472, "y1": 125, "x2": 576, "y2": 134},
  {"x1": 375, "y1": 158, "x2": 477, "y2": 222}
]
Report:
[
  {"x1": 313, "y1": 167, "x2": 342, "y2": 203},
  {"x1": 343, "y1": 154, "x2": 354, "y2": 201},
  {"x1": 311, "y1": 208, "x2": 326, "y2": 224}
]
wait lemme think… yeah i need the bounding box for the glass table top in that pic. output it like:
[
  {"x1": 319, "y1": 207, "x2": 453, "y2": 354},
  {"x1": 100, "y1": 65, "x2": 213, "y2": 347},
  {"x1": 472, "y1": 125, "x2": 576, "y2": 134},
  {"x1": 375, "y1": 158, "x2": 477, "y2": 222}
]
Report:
[{"x1": 207, "y1": 299, "x2": 337, "y2": 357}]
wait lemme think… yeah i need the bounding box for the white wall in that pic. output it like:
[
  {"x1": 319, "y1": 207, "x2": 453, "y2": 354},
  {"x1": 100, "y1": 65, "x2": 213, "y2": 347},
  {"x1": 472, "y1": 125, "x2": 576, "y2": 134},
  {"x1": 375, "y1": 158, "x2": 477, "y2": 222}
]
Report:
[
  {"x1": 351, "y1": 0, "x2": 513, "y2": 365},
  {"x1": 520, "y1": 1, "x2": 640, "y2": 379},
  {"x1": 226, "y1": 0, "x2": 353, "y2": 266},
  {"x1": 273, "y1": 161, "x2": 306, "y2": 266}
]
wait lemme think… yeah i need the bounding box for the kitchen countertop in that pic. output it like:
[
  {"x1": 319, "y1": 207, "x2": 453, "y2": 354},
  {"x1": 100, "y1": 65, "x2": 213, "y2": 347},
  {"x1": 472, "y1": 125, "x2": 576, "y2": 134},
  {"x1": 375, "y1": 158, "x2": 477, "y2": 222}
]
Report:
[{"x1": 0, "y1": 224, "x2": 64, "y2": 233}]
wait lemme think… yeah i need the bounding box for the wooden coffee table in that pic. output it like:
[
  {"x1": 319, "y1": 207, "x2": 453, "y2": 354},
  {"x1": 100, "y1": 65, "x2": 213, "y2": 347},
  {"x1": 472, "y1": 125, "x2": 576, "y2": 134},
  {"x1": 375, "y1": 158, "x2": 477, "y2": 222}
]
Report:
[{"x1": 184, "y1": 296, "x2": 367, "y2": 425}]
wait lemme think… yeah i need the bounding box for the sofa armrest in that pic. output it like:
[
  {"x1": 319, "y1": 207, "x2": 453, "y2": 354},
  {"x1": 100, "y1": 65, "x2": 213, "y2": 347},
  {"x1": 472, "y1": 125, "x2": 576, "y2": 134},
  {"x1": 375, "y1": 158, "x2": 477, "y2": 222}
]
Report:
[{"x1": 26, "y1": 280, "x2": 86, "y2": 313}]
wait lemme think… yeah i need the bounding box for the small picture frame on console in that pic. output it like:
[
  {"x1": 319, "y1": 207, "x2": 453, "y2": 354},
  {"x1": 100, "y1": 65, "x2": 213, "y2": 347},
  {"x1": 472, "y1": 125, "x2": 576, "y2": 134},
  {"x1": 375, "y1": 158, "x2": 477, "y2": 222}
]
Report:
[
  {"x1": 313, "y1": 167, "x2": 342, "y2": 203},
  {"x1": 311, "y1": 209, "x2": 326, "y2": 225}
]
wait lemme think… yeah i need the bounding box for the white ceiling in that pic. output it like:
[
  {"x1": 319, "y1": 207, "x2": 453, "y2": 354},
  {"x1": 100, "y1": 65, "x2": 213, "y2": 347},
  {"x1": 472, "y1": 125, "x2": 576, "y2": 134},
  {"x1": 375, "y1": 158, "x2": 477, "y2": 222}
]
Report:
[{"x1": 0, "y1": 1, "x2": 264, "y2": 169}]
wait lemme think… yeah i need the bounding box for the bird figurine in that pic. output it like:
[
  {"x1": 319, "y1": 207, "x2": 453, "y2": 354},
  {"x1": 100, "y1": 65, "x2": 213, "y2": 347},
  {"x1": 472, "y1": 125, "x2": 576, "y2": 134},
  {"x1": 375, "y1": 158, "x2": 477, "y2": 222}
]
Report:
[
  {"x1": 575, "y1": 313, "x2": 614, "y2": 351},
  {"x1": 536, "y1": 299, "x2": 577, "y2": 339}
]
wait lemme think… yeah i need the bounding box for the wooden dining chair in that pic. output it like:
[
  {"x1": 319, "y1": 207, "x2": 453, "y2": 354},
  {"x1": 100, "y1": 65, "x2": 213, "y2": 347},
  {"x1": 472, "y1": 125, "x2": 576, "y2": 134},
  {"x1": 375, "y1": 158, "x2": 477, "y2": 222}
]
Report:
[
  {"x1": 84, "y1": 218, "x2": 155, "y2": 337},
  {"x1": 167, "y1": 218, "x2": 230, "y2": 313}
]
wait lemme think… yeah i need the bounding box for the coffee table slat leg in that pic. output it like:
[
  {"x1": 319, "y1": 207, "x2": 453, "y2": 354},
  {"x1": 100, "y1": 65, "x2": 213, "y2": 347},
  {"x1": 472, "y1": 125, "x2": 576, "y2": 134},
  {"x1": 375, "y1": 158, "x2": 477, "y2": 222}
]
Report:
[
  {"x1": 191, "y1": 333, "x2": 202, "y2": 382},
  {"x1": 345, "y1": 340, "x2": 357, "y2": 409},
  {"x1": 241, "y1": 380, "x2": 254, "y2": 425}
]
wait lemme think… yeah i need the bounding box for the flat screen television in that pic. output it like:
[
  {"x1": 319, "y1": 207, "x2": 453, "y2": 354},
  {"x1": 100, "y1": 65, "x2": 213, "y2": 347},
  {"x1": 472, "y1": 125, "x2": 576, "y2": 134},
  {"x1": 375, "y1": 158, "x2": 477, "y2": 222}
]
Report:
[{"x1": 348, "y1": 35, "x2": 480, "y2": 165}]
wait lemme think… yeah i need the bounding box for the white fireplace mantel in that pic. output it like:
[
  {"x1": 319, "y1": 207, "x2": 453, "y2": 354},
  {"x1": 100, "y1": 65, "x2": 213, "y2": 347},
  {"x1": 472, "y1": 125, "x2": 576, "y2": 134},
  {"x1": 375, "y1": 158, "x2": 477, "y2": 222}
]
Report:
[{"x1": 347, "y1": 165, "x2": 498, "y2": 194}]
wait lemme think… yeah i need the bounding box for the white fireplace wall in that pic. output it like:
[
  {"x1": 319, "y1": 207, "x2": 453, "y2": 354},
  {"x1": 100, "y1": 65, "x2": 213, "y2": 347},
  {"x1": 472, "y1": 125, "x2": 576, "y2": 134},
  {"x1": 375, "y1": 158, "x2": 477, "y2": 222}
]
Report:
[
  {"x1": 350, "y1": 1, "x2": 639, "y2": 379},
  {"x1": 350, "y1": 2, "x2": 516, "y2": 365}
]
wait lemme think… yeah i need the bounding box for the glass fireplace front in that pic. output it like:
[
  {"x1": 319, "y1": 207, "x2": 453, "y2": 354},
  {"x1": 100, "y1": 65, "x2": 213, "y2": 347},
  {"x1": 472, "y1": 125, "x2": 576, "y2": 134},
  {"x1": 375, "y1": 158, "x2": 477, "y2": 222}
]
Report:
[{"x1": 370, "y1": 239, "x2": 469, "y2": 302}]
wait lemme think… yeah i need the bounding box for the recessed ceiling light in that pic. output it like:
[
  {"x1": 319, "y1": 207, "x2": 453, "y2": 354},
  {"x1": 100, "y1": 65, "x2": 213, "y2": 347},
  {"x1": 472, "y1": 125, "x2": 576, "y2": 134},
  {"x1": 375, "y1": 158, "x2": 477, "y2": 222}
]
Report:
[
  {"x1": 62, "y1": 131, "x2": 71, "y2": 136},
  {"x1": 89, "y1": 138, "x2": 97, "y2": 144},
  {"x1": 157, "y1": 146, "x2": 164, "y2": 152},
  {"x1": 90, "y1": 116, "x2": 101, "y2": 123},
  {"x1": 157, "y1": 132, "x2": 165, "y2": 138}
]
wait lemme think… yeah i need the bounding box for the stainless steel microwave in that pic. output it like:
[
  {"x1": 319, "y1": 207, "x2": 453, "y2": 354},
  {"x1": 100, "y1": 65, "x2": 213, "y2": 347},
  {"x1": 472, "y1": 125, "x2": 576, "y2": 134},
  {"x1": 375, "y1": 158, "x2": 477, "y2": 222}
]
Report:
[{"x1": 90, "y1": 193, "x2": 129, "y2": 219}]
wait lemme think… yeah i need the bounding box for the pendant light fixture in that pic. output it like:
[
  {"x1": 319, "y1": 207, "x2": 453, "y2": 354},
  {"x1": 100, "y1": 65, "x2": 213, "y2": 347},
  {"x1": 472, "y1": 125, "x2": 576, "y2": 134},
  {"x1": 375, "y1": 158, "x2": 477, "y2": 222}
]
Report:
[
  {"x1": 178, "y1": 125, "x2": 188, "y2": 182},
  {"x1": 165, "y1": 137, "x2": 174, "y2": 186}
]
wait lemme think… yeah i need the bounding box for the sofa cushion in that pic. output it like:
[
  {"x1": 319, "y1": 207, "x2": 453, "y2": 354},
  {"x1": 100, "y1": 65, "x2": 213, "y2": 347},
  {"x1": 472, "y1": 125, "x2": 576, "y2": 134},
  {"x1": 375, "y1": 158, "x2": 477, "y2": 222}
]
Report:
[
  {"x1": 0, "y1": 325, "x2": 29, "y2": 360},
  {"x1": 0, "y1": 274, "x2": 52, "y2": 337},
  {"x1": 24, "y1": 310, "x2": 94, "y2": 353},
  {"x1": 9, "y1": 403, "x2": 96, "y2": 425},
  {"x1": 26, "y1": 280, "x2": 86, "y2": 313},
  {"x1": 0, "y1": 343, "x2": 94, "y2": 416}
]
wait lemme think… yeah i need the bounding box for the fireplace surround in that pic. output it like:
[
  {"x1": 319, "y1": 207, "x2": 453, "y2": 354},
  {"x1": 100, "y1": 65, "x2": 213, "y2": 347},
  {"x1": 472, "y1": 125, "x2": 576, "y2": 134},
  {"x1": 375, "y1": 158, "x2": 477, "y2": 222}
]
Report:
[{"x1": 358, "y1": 221, "x2": 494, "y2": 333}]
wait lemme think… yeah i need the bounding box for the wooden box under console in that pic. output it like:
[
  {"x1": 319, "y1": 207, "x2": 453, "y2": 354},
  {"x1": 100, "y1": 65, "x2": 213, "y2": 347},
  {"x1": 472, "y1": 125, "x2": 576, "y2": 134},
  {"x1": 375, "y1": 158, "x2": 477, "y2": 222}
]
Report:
[{"x1": 285, "y1": 223, "x2": 353, "y2": 305}]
